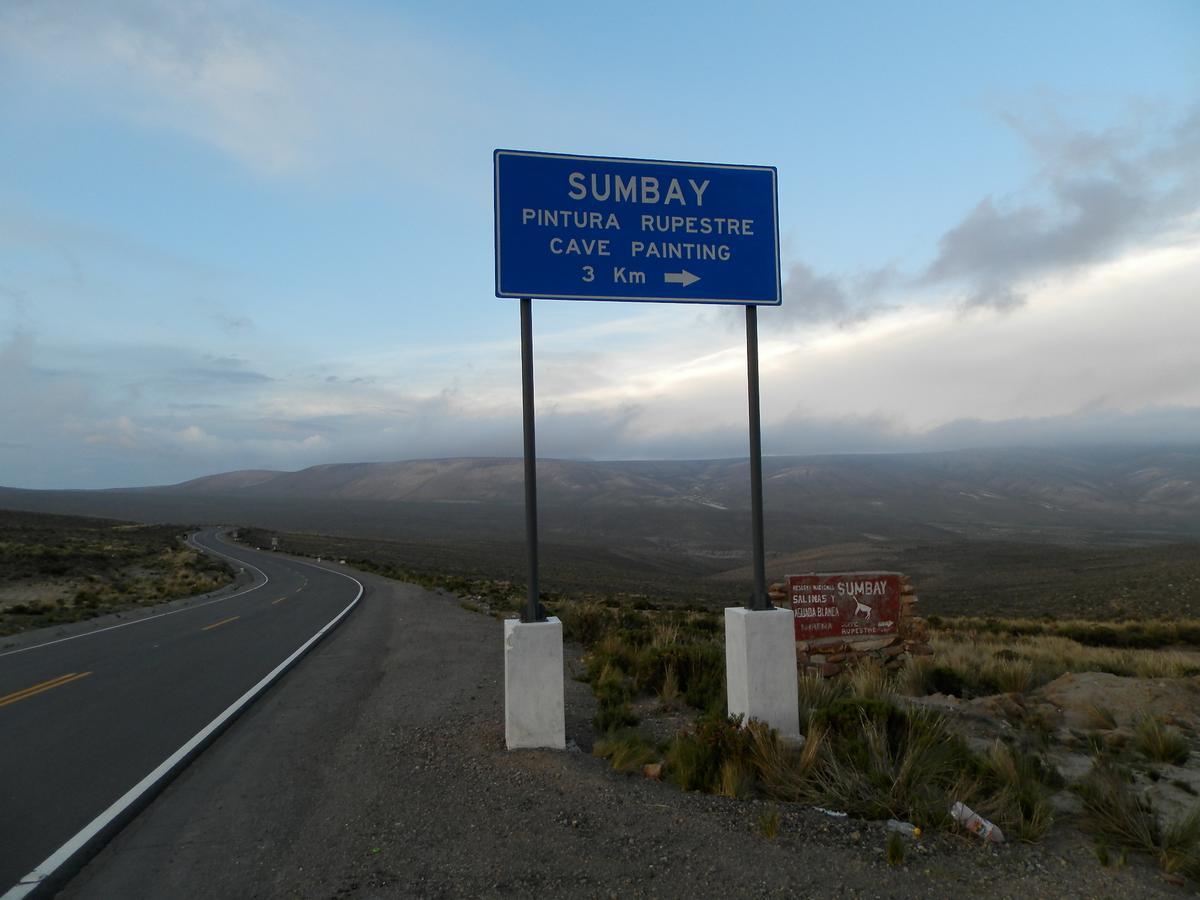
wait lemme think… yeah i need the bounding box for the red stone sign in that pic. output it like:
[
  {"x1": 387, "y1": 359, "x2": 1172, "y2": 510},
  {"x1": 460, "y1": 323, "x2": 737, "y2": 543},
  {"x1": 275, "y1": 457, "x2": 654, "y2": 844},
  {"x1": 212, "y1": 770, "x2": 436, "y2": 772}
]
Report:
[{"x1": 788, "y1": 572, "x2": 902, "y2": 641}]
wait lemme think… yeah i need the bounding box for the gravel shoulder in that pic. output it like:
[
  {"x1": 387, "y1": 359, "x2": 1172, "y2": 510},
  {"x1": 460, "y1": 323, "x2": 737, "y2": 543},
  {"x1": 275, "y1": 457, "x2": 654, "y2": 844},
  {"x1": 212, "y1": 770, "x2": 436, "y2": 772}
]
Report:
[{"x1": 62, "y1": 566, "x2": 1182, "y2": 898}]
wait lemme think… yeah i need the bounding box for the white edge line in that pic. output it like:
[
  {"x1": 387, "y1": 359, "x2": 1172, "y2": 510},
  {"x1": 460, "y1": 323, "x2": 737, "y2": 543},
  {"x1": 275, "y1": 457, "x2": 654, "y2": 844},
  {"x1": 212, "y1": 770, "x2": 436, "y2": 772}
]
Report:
[
  {"x1": 2, "y1": 548, "x2": 364, "y2": 900},
  {"x1": 0, "y1": 533, "x2": 269, "y2": 659}
]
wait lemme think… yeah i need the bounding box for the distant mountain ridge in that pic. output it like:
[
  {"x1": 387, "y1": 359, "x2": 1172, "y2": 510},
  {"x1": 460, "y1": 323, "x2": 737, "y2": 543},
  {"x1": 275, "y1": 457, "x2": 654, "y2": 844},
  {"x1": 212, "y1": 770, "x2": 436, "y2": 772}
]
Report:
[
  {"x1": 152, "y1": 448, "x2": 1200, "y2": 523},
  {"x1": 3, "y1": 448, "x2": 1199, "y2": 558},
  {"x1": 3, "y1": 447, "x2": 1199, "y2": 610}
]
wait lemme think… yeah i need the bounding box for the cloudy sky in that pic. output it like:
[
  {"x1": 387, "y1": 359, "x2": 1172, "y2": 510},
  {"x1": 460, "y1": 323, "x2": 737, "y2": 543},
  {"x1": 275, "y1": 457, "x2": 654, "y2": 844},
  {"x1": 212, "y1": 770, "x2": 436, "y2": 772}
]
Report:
[{"x1": 1, "y1": 0, "x2": 1198, "y2": 488}]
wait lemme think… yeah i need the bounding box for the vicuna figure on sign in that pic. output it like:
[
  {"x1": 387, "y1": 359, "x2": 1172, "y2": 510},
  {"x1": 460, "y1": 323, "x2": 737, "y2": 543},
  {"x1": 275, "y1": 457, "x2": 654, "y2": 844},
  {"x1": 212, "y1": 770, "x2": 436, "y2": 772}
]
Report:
[{"x1": 854, "y1": 599, "x2": 873, "y2": 619}]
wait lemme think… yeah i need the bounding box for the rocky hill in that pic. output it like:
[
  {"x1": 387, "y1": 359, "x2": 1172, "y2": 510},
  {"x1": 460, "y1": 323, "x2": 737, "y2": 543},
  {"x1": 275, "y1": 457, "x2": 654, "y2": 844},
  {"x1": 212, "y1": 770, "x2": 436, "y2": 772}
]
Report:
[
  {"x1": 2, "y1": 446, "x2": 1198, "y2": 613},
  {"x1": 147, "y1": 447, "x2": 1200, "y2": 535}
]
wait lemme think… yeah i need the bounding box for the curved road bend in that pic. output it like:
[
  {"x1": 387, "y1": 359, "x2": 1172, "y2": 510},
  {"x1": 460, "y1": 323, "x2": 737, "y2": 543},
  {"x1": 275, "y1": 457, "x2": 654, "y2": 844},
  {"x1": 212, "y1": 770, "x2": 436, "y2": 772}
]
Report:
[{"x1": 0, "y1": 529, "x2": 361, "y2": 897}]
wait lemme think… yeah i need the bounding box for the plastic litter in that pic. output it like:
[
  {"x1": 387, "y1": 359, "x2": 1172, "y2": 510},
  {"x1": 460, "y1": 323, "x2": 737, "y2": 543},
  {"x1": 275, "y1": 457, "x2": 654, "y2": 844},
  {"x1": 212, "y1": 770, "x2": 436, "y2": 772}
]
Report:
[
  {"x1": 886, "y1": 819, "x2": 922, "y2": 838},
  {"x1": 950, "y1": 801, "x2": 1004, "y2": 843},
  {"x1": 813, "y1": 807, "x2": 848, "y2": 818}
]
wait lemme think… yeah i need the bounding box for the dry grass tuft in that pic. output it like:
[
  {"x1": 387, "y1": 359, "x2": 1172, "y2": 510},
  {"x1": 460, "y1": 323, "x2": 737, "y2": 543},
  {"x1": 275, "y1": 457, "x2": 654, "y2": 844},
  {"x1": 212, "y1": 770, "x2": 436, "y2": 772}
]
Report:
[
  {"x1": 919, "y1": 632, "x2": 1200, "y2": 698},
  {"x1": 976, "y1": 742, "x2": 1056, "y2": 842},
  {"x1": 650, "y1": 621, "x2": 683, "y2": 648},
  {"x1": 1161, "y1": 808, "x2": 1200, "y2": 879},
  {"x1": 804, "y1": 702, "x2": 979, "y2": 826},
  {"x1": 797, "y1": 670, "x2": 847, "y2": 724},
  {"x1": 594, "y1": 731, "x2": 659, "y2": 774},
  {"x1": 756, "y1": 804, "x2": 781, "y2": 839},
  {"x1": 898, "y1": 656, "x2": 936, "y2": 697},
  {"x1": 886, "y1": 830, "x2": 905, "y2": 866},
  {"x1": 988, "y1": 657, "x2": 1035, "y2": 694},
  {"x1": 1076, "y1": 760, "x2": 1161, "y2": 850},
  {"x1": 719, "y1": 758, "x2": 756, "y2": 799},
  {"x1": 1134, "y1": 716, "x2": 1192, "y2": 766},
  {"x1": 747, "y1": 719, "x2": 822, "y2": 801},
  {"x1": 1083, "y1": 704, "x2": 1118, "y2": 730},
  {"x1": 930, "y1": 616, "x2": 1200, "y2": 651},
  {"x1": 1076, "y1": 760, "x2": 1200, "y2": 880},
  {"x1": 847, "y1": 662, "x2": 894, "y2": 702},
  {"x1": 657, "y1": 663, "x2": 681, "y2": 708}
]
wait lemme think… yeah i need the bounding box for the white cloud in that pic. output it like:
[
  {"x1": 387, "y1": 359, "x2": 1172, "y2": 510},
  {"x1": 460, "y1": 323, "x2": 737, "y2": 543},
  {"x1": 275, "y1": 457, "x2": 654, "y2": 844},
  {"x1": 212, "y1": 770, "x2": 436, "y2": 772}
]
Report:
[
  {"x1": 2, "y1": 231, "x2": 1197, "y2": 487},
  {"x1": 1, "y1": 10, "x2": 1198, "y2": 487},
  {"x1": 468, "y1": 234, "x2": 1200, "y2": 453},
  {"x1": 920, "y1": 103, "x2": 1200, "y2": 310},
  {"x1": 1, "y1": 1, "x2": 312, "y2": 174},
  {"x1": 0, "y1": 0, "x2": 551, "y2": 181}
]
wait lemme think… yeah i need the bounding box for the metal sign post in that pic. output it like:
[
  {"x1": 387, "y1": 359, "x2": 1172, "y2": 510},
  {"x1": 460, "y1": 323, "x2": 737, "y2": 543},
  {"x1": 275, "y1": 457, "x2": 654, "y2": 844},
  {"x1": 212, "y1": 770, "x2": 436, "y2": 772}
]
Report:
[
  {"x1": 519, "y1": 297, "x2": 543, "y2": 623},
  {"x1": 744, "y1": 305, "x2": 770, "y2": 610}
]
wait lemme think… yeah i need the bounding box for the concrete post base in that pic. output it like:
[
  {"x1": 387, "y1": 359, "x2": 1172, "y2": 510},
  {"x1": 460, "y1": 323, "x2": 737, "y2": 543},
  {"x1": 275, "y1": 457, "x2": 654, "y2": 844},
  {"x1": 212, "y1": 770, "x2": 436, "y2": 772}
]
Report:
[
  {"x1": 504, "y1": 617, "x2": 566, "y2": 750},
  {"x1": 725, "y1": 607, "x2": 801, "y2": 741}
]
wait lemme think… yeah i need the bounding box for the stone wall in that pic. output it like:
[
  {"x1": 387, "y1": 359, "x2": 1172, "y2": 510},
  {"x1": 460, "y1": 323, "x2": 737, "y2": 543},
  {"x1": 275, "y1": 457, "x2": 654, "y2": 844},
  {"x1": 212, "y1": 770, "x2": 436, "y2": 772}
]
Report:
[{"x1": 769, "y1": 575, "x2": 933, "y2": 678}]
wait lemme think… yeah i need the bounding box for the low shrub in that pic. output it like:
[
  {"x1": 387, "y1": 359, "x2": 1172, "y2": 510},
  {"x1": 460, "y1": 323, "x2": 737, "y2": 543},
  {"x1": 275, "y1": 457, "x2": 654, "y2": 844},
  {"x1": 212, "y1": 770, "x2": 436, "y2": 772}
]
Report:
[
  {"x1": 1134, "y1": 716, "x2": 1191, "y2": 766},
  {"x1": 1075, "y1": 760, "x2": 1200, "y2": 880},
  {"x1": 756, "y1": 804, "x2": 781, "y2": 839},
  {"x1": 592, "y1": 663, "x2": 638, "y2": 734},
  {"x1": 976, "y1": 742, "x2": 1056, "y2": 842},
  {"x1": 846, "y1": 663, "x2": 894, "y2": 702},
  {"x1": 719, "y1": 757, "x2": 756, "y2": 799},
  {"x1": 593, "y1": 703, "x2": 638, "y2": 734},
  {"x1": 885, "y1": 830, "x2": 905, "y2": 866},
  {"x1": 810, "y1": 697, "x2": 900, "y2": 747},
  {"x1": 805, "y1": 702, "x2": 980, "y2": 826},
  {"x1": 931, "y1": 615, "x2": 1200, "y2": 652},
  {"x1": 657, "y1": 664, "x2": 681, "y2": 707},
  {"x1": 983, "y1": 657, "x2": 1035, "y2": 694},
  {"x1": 594, "y1": 730, "x2": 659, "y2": 774},
  {"x1": 748, "y1": 719, "x2": 822, "y2": 801},
  {"x1": 915, "y1": 631, "x2": 1200, "y2": 699},
  {"x1": 1083, "y1": 704, "x2": 1118, "y2": 730},
  {"x1": 798, "y1": 671, "x2": 848, "y2": 728},
  {"x1": 666, "y1": 714, "x2": 753, "y2": 793},
  {"x1": 559, "y1": 601, "x2": 611, "y2": 647},
  {"x1": 574, "y1": 600, "x2": 728, "y2": 740},
  {"x1": 589, "y1": 634, "x2": 638, "y2": 677},
  {"x1": 1161, "y1": 808, "x2": 1200, "y2": 880},
  {"x1": 898, "y1": 657, "x2": 935, "y2": 697},
  {"x1": 630, "y1": 642, "x2": 725, "y2": 713},
  {"x1": 926, "y1": 665, "x2": 968, "y2": 697}
]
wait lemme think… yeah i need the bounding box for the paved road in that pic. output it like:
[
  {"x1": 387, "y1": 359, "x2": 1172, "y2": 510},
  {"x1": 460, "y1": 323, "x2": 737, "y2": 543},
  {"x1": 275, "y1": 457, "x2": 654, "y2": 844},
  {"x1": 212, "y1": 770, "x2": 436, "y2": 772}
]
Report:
[{"x1": 0, "y1": 530, "x2": 361, "y2": 897}]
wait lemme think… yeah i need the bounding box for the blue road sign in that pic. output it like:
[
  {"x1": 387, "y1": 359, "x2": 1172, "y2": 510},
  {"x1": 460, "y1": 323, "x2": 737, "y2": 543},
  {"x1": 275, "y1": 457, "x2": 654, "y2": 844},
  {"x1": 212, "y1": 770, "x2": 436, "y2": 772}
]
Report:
[{"x1": 494, "y1": 150, "x2": 780, "y2": 305}]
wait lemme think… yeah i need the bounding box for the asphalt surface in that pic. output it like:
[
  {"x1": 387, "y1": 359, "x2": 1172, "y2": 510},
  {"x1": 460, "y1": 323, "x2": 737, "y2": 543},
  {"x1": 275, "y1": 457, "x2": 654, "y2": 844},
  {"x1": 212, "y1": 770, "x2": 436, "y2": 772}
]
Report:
[
  {"x1": 0, "y1": 530, "x2": 360, "y2": 896},
  {"x1": 56, "y1": 557, "x2": 554, "y2": 899}
]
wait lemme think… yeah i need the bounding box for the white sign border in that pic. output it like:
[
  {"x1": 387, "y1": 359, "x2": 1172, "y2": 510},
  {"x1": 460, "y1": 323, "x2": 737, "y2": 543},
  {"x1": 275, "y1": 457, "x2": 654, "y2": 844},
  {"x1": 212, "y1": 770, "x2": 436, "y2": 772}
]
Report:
[{"x1": 494, "y1": 149, "x2": 782, "y2": 306}]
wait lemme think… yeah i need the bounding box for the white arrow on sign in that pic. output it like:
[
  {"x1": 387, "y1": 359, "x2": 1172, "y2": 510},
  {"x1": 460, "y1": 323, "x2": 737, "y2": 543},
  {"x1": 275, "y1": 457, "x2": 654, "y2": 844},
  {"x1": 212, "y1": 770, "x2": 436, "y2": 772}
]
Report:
[{"x1": 664, "y1": 270, "x2": 700, "y2": 287}]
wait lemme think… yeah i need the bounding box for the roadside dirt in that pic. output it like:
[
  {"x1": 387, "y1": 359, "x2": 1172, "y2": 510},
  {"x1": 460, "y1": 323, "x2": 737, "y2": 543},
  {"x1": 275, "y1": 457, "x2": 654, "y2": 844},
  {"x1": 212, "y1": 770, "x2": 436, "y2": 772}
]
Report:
[
  {"x1": 62, "y1": 568, "x2": 1188, "y2": 898},
  {"x1": 0, "y1": 579, "x2": 80, "y2": 610}
]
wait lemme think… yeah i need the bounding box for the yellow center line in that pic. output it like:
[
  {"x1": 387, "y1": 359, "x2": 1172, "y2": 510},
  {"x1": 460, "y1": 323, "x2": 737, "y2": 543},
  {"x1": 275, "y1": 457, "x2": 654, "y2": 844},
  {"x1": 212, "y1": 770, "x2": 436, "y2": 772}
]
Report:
[
  {"x1": 0, "y1": 672, "x2": 93, "y2": 708},
  {"x1": 201, "y1": 615, "x2": 240, "y2": 631}
]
